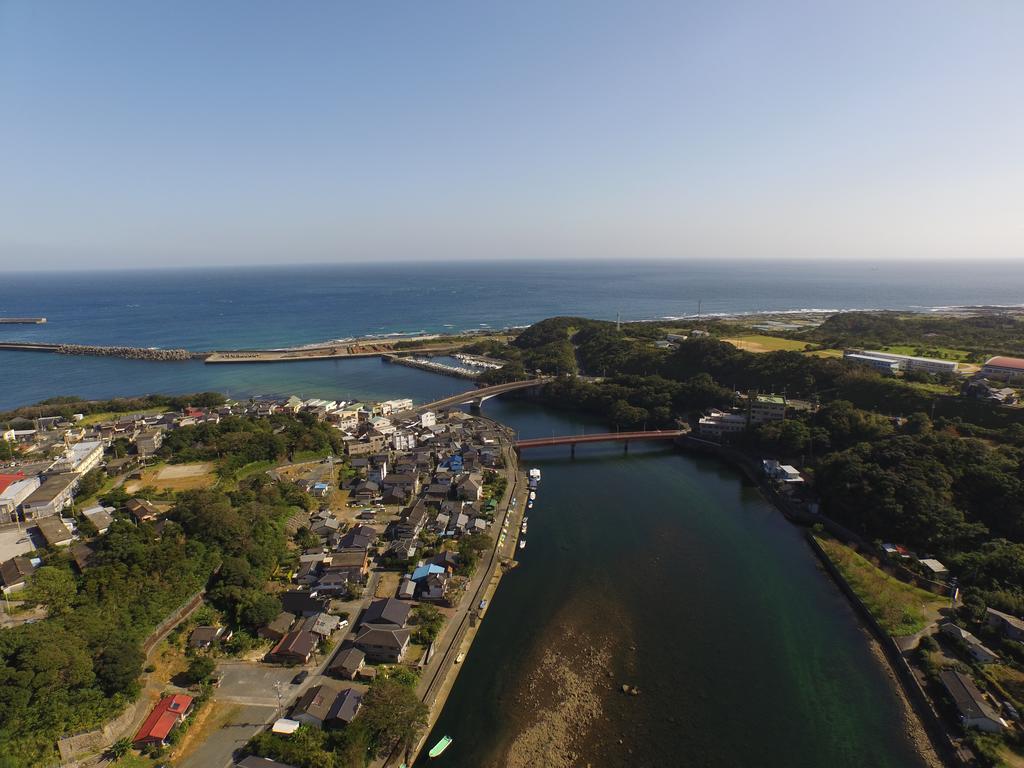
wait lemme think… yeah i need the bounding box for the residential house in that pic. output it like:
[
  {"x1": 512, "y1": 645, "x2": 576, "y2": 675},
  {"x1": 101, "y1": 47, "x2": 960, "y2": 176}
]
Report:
[
  {"x1": 125, "y1": 497, "x2": 161, "y2": 524},
  {"x1": 189, "y1": 626, "x2": 228, "y2": 650},
  {"x1": 331, "y1": 548, "x2": 370, "y2": 576},
  {"x1": 940, "y1": 622, "x2": 1000, "y2": 663},
  {"x1": 259, "y1": 612, "x2": 297, "y2": 642},
  {"x1": 302, "y1": 612, "x2": 341, "y2": 638},
  {"x1": 354, "y1": 626, "x2": 411, "y2": 663},
  {"x1": 0, "y1": 556, "x2": 38, "y2": 594},
  {"x1": 361, "y1": 597, "x2": 411, "y2": 629},
  {"x1": 329, "y1": 647, "x2": 366, "y2": 680},
  {"x1": 384, "y1": 538, "x2": 417, "y2": 561},
  {"x1": 81, "y1": 505, "x2": 115, "y2": 534},
  {"x1": 36, "y1": 516, "x2": 74, "y2": 547},
  {"x1": 280, "y1": 591, "x2": 330, "y2": 618},
  {"x1": 456, "y1": 474, "x2": 483, "y2": 502},
  {"x1": 136, "y1": 429, "x2": 164, "y2": 456},
  {"x1": 133, "y1": 694, "x2": 194, "y2": 746},
  {"x1": 986, "y1": 608, "x2": 1024, "y2": 641},
  {"x1": 269, "y1": 630, "x2": 318, "y2": 664},
  {"x1": 295, "y1": 561, "x2": 322, "y2": 586},
  {"x1": 104, "y1": 455, "x2": 141, "y2": 477},
  {"x1": 419, "y1": 572, "x2": 452, "y2": 603},
  {"x1": 69, "y1": 542, "x2": 95, "y2": 572},
  {"x1": 327, "y1": 688, "x2": 363, "y2": 726},
  {"x1": 352, "y1": 480, "x2": 380, "y2": 502},
  {"x1": 291, "y1": 685, "x2": 340, "y2": 728},
  {"x1": 315, "y1": 569, "x2": 353, "y2": 595},
  {"x1": 940, "y1": 670, "x2": 1005, "y2": 732},
  {"x1": 397, "y1": 577, "x2": 417, "y2": 600}
]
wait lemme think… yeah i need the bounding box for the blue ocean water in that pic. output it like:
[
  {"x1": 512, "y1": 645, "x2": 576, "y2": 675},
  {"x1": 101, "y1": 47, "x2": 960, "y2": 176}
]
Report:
[{"x1": 2, "y1": 258, "x2": 1023, "y2": 409}]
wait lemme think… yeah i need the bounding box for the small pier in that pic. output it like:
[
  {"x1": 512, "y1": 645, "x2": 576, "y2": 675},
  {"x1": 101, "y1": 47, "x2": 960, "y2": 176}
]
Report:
[{"x1": 384, "y1": 354, "x2": 481, "y2": 379}]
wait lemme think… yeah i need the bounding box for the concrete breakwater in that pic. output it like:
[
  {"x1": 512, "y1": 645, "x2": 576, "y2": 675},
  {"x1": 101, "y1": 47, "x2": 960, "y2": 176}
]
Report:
[{"x1": 55, "y1": 344, "x2": 196, "y2": 361}]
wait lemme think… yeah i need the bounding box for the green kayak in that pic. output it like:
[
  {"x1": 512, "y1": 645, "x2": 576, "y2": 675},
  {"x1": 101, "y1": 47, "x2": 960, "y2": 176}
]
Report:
[{"x1": 428, "y1": 735, "x2": 453, "y2": 758}]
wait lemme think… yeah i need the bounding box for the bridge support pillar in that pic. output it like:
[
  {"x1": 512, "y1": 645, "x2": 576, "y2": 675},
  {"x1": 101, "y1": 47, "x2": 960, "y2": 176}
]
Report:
[
  {"x1": 570, "y1": 443, "x2": 576, "y2": 459},
  {"x1": 624, "y1": 440, "x2": 629, "y2": 454}
]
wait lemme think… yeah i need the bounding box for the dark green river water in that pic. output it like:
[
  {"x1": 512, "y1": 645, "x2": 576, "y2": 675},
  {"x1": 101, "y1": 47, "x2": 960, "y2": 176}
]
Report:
[{"x1": 418, "y1": 399, "x2": 926, "y2": 768}]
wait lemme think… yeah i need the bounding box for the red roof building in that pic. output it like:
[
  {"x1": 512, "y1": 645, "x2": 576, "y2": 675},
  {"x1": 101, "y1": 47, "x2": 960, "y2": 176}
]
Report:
[
  {"x1": 133, "y1": 694, "x2": 194, "y2": 745},
  {"x1": 982, "y1": 356, "x2": 1024, "y2": 381},
  {"x1": 0, "y1": 472, "x2": 26, "y2": 495}
]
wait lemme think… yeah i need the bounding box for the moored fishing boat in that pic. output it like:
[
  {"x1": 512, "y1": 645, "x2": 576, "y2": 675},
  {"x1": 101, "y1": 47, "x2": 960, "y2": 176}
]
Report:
[{"x1": 429, "y1": 735, "x2": 453, "y2": 758}]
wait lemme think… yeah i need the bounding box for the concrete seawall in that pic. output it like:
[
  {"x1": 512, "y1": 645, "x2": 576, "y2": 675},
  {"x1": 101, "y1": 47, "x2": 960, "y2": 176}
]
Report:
[{"x1": 806, "y1": 534, "x2": 964, "y2": 767}]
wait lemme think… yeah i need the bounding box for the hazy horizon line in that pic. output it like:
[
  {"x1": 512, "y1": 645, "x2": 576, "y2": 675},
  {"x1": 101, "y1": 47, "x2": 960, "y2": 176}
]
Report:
[{"x1": 5, "y1": 254, "x2": 1024, "y2": 274}]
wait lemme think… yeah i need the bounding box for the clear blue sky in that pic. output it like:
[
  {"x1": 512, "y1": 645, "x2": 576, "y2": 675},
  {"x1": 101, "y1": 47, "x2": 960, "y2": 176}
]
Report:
[{"x1": 1, "y1": 0, "x2": 1021, "y2": 268}]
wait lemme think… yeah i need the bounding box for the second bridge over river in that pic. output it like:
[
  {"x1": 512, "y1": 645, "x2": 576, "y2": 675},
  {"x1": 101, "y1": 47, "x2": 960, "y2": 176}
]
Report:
[{"x1": 514, "y1": 429, "x2": 687, "y2": 456}]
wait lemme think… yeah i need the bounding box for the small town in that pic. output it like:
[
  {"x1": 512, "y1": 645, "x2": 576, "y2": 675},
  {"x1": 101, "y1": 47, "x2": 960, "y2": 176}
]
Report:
[{"x1": 0, "y1": 389, "x2": 533, "y2": 768}]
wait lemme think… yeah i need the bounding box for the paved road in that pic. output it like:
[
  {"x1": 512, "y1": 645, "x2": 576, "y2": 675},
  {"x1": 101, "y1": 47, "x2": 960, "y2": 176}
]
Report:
[{"x1": 177, "y1": 703, "x2": 277, "y2": 768}]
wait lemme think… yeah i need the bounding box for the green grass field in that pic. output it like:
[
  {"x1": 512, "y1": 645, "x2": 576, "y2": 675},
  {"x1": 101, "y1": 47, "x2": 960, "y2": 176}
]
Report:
[
  {"x1": 815, "y1": 536, "x2": 946, "y2": 636},
  {"x1": 721, "y1": 334, "x2": 813, "y2": 353},
  {"x1": 873, "y1": 344, "x2": 974, "y2": 362}
]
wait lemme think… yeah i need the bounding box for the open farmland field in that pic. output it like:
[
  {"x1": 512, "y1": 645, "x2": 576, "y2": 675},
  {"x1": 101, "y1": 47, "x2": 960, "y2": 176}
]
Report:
[{"x1": 124, "y1": 462, "x2": 218, "y2": 493}]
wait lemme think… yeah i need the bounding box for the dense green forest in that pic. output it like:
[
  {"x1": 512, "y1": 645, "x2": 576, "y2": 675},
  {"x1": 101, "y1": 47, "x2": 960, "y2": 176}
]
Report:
[
  {"x1": 0, "y1": 520, "x2": 215, "y2": 766},
  {"x1": 0, "y1": 417, "x2": 320, "y2": 766},
  {"x1": 798, "y1": 311, "x2": 1024, "y2": 359},
  {"x1": 160, "y1": 412, "x2": 346, "y2": 473}
]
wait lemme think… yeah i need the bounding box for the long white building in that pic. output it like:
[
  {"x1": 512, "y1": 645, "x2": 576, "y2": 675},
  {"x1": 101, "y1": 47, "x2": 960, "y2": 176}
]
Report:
[{"x1": 853, "y1": 350, "x2": 959, "y2": 375}]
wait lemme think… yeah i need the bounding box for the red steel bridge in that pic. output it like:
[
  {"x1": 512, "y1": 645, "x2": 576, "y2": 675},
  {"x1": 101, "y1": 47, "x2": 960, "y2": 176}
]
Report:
[{"x1": 514, "y1": 429, "x2": 686, "y2": 456}]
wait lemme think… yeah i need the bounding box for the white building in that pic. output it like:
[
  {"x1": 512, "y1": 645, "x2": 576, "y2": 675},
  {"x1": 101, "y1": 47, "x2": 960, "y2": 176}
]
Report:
[
  {"x1": 51, "y1": 440, "x2": 104, "y2": 475},
  {"x1": 763, "y1": 459, "x2": 803, "y2": 483},
  {"x1": 368, "y1": 416, "x2": 396, "y2": 436},
  {"x1": 859, "y1": 350, "x2": 959, "y2": 375},
  {"x1": 420, "y1": 411, "x2": 437, "y2": 428},
  {"x1": 392, "y1": 431, "x2": 417, "y2": 451},
  {"x1": 698, "y1": 410, "x2": 747, "y2": 441},
  {"x1": 380, "y1": 399, "x2": 414, "y2": 416},
  {"x1": 940, "y1": 670, "x2": 1006, "y2": 733},
  {"x1": 843, "y1": 352, "x2": 901, "y2": 375},
  {"x1": 0, "y1": 476, "x2": 42, "y2": 522},
  {"x1": 981, "y1": 356, "x2": 1024, "y2": 383},
  {"x1": 749, "y1": 394, "x2": 786, "y2": 425}
]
